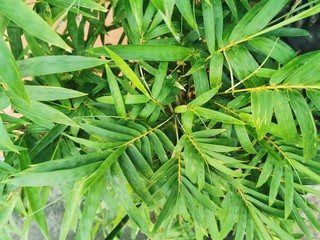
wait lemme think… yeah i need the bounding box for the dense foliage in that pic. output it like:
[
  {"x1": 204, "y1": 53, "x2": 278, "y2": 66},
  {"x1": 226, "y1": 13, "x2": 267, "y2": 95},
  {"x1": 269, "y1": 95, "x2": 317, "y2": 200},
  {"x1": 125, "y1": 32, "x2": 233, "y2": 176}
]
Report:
[{"x1": 1, "y1": 0, "x2": 320, "y2": 239}]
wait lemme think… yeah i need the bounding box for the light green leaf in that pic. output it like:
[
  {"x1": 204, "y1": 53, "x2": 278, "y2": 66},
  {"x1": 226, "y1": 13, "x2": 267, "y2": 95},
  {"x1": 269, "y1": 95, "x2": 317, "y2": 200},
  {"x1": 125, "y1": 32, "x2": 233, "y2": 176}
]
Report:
[
  {"x1": 0, "y1": 0, "x2": 69, "y2": 50},
  {"x1": 188, "y1": 86, "x2": 220, "y2": 107},
  {"x1": 25, "y1": 187, "x2": 49, "y2": 240},
  {"x1": 249, "y1": 37, "x2": 295, "y2": 64},
  {"x1": 119, "y1": 152, "x2": 154, "y2": 205},
  {"x1": 10, "y1": 162, "x2": 101, "y2": 186},
  {"x1": 284, "y1": 167, "x2": 294, "y2": 219},
  {"x1": 269, "y1": 163, "x2": 283, "y2": 206},
  {"x1": 87, "y1": 45, "x2": 193, "y2": 61},
  {"x1": 84, "y1": 146, "x2": 126, "y2": 193},
  {"x1": 175, "y1": 0, "x2": 197, "y2": 31},
  {"x1": 229, "y1": 0, "x2": 289, "y2": 41},
  {"x1": 202, "y1": 0, "x2": 215, "y2": 53},
  {"x1": 273, "y1": 90, "x2": 297, "y2": 144},
  {"x1": 105, "y1": 47, "x2": 149, "y2": 96},
  {"x1": 105, "y1": 64, "x2": 126, "y2": 117},
  {"x1": 56, "y1": 0, "x2": 107, "y2": 12},
  {"x1": 0, "y1": 37, "x2": 30, "y2": 103},
  {"x1": 270, "y1": 51, "x2": 320, "y2": 85},
  {"x1": 234, "y1": 125, "x2": 256, "y2": 154},
  {"x1": 209, "y1": 53, "x2": 224, "y2": 88},
  {"x1": 288, "y1": 90, "x2": 317, "y2": 161},
  {"x1": 97, "y1": 94, "x2": 149, "y2": 105},
  {"x1": 59, "y1": 180, "x2": 85, "y2": 240},
  {"x1": 11, "y1": 99, "x2": 78, "y2": 128},
  {"x1": 256, "y1": 154, "x2": 274, "y2": 187},
  {"x1": 152, "y1": 186, "x2": 178, "y2": 233},
  {"x1": 194, "y1": 106, "x2": 245, "y2": 125},
  {"x1": 25, "y1": 86, "x2": 85, "y2": 101},
  {"x1": 17, "y1": 56, "x2": 105, "y2": 77},
  {"x1": 251, "y1": 90, "x2": 273, "y2": 140},
  {"x1": 0, "y1": 116, "x2": 19, "y2": 153},
  {"x1": 76, "y1": 177, "x2": 104, "y2": 240},
  {"x1": 307, "y1": 89, "x2": 320, "y2": 110}
]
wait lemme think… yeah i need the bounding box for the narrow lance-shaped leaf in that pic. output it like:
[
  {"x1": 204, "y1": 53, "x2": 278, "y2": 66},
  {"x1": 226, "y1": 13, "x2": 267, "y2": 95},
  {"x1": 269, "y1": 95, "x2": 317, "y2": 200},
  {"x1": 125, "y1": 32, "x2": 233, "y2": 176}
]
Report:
[
  {"x1": 273, "y1": 90, "x2": 297, "y2": 144},
  {"x1": 0, "y1": 116, "x2": 19, "y2": 153},
  {"x1": 105, "y1": 47, "x2": 149, "y2": 96},
  {"x1": 251, "y1": 90, "x2": 273, "y2": 140},
  {"x1": 288, "y1": 90, "x2": 317, "y2": 161},
  {"x1": 17, "y1": 56, "x2": 106, "y2": 77},
  {"x1": 176, "y1": 0, "x2": 198, "y2": 31},
  {"x1": 59, "y1": 180, "x2": 85, "y2": 240},
  {"x1": 202, "y1": 0, "x2": 215, "y2": 53},
  {"x1": 0, "y1": 37, "x2": 30, "y2": 103},
  {"x1": 105, "y1": 64, "x2": 126, "y2": 117},
  {"x1": 0, "y1": 0, "x2": 69, "y2": 50},
  {"x1": 25, "y1": 86, "x2": 86, "y2": 101},
  {"x1": 87, "y1": 45, "x2": 193, "y2": 61}
]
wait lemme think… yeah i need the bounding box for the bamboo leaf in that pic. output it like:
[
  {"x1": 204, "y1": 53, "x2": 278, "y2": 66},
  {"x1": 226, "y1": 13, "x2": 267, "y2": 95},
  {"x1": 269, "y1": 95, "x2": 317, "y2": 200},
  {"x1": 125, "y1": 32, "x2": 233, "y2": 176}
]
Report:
[
  {"x1": 105, "y1": 64, "x2": 126, "y2": 117},
  {"x1": 152, "y1": 185, "x2": 178, "y2": 233},
  {"x1": 251, "y1": 90, "x2": 273, "y2": 140},
  {"x1": 284, "y1": 167, "x2": 294, "y2": 219},
  {"x1": 119, "y1": 152, "x2": 154, "y2": 205},
  {"x1": 105, "y1": 47, "x2": 149, "y2": 96},
  {"x1": 26, "y1": 86, "x2": 86, "y2": 101},
  {"x1": 0, "y1": 0, "x2": 69, "y2": 50},
  {"x1": 229, "y1": 0, "x2": 289, "y2": 41},
  {"x1": 11, "y1": 99, "x2": 78, "y2": 128},
  {"x1": 288, "y1": 90, "x2": 317, "y2": 161},
  {"x1": 0, "y1": 37, "x2": 30, "y2": 103},
  {"x1": 17, "y1": 56, "x2": 105, "y2": 77},
  {"x1": 87, "y1": 45, "x2": 193, "y2": 61},
  {"x1": 273, "y1": 90, "x2": 297, "y2": 144},
  {"x1": 194, "y1": 106, "x2": 245, "y2": 125},
  {"x1": 59, "y1": 180, "x2": 85, "y2": 240}
]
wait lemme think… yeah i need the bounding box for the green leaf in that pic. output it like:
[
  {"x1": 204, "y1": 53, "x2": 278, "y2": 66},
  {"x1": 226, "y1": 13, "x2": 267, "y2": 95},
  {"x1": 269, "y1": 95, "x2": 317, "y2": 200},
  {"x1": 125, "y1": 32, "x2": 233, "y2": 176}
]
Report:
[
  {"x1": 87, "y1": 45, "x2": 193, "y2": 61},
  {"x1": 188, "y1": 86, "x2": 220, "y2": 107},
  {"x1": 288, "y1": 90, "x2": 317, "y2": 161},
  {"x1": 105, "y1": 64, "x2": 126, "y2": 117},
  {"x1": 202, "y1": 0, "x2": 215, "y2": 53},
  {"x1": 10, "y1": 162, "x2": 101, "y2": 186},
  {"x1": 76, "y1": 177, "x2": 104, "y2": 240},
  {"x1": 56, "y1": 0, "x2": 108, "y2": 12},
  {"x1": 25, "y1": 86, "x2": 86, "y2": 101},
  {"x1": 234, "y1": 125, "x2": 256, "y2": 154},
  {"x1": 269, "y1": 162, "x2": 283, "y2": 206},
  {"x1": 273, "y1": 90, "x2": 297, "y2": 144},
  {"x1": 0, "y1": 37, "x2": 30, "y2": 103},
  {"x1": 249, "y1": 37, "x2": 295, "y2": 64},
  {"x1": 175, "y1": 0, "x2": 197, "y2": 31},
  {"x1": 152, "y1": 185, "x2": 178, "y2": 233},
  {"x1": 105, "y1": 47, "x2": 149, "y2": 96},
  {"x1": 0, "y1": 116, "x2": 19, "y2": 153},
  {"x1": 256, "y1": 154, "x2": 274, "y2": 187},
  {"x1": 229, "y1": 0, "x2": 289, "y2": 41},
  {"x1": 270, "y1": 51, "x2": 320, "y2": 85},
  {"x1": 119, "y1": 152, "x2": 154, "y2": 205},
  {"x1": 209, "y1": 53, "x2": 224, "y2": 88},
  {"x1": 194, "y1": 106, "x2": 245, "y2": 125},
  {"x1": 284, "y1": 167, "x2": 294, "y2": 219},
  {"x1": 59, "y1": 180, "x2": 85, "y2": 240},
  {"x1": 17, "y1": 56, "x2": 105, "y2": 77},
  {"x1": 97, "y1": 94, "x2": 149, "y2": 105},
  {"x1": 25, "y1": 187, "x2": 49, "y2": 240},
  {"x1": 84, "y1": 146, "x2": 127, "y2": 193},
  {"x1": 251, "y1": 90, "x2": 273, "y2": 140},
  {"x1": 11, "y1": 99, "x2": 78, "y2": 128},
  {"x1": 0, "y1": 0, "x2": 69, "y2": 50},
  {"x1": 0, "y1": 191, "x2": 19, "y2": 229},
  {"x1": 307, "y1": 89, "x2": 320, "y2": 111}
]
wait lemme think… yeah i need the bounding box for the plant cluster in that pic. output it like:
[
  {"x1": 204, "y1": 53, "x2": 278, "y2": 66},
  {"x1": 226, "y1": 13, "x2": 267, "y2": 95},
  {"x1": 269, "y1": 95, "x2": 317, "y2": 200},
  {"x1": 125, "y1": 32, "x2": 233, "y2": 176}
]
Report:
[{"x1": 0, "y1": 0, "x2": 320, "y2": 239}]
